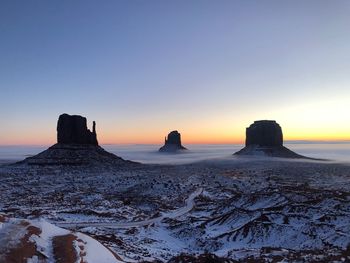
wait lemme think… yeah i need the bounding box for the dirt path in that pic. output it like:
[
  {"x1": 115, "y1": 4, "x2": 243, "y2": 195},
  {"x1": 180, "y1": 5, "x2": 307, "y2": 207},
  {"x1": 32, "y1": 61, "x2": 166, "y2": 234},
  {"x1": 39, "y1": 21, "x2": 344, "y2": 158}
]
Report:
[{"x1": 56, "y1": 188, "x2": 203, "y2": 229}]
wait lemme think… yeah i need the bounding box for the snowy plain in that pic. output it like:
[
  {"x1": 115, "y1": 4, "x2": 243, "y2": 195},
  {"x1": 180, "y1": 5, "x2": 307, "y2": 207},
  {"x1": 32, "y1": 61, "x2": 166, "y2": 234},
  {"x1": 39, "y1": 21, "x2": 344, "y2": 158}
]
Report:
[{"x1": 0, "y1": 143, "x2": 350, "y2": 262}]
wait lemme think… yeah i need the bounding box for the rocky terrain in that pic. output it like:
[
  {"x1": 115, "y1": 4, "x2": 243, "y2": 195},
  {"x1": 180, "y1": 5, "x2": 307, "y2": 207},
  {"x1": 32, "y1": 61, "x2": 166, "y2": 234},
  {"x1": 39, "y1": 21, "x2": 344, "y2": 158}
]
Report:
[
  {"x1": 1, "y1": 158, "x2": 350, "y2": 262},
  {"x1": 21, "y1": 144, "x2": 134, "y2": 166}
]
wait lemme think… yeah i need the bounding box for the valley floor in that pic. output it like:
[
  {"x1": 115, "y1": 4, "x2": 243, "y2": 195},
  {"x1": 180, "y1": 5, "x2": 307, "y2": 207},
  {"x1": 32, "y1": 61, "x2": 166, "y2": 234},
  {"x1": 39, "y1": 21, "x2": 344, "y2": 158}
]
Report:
[{"x1": 0, "y1": 157, "x2": 350, "y2": 262}]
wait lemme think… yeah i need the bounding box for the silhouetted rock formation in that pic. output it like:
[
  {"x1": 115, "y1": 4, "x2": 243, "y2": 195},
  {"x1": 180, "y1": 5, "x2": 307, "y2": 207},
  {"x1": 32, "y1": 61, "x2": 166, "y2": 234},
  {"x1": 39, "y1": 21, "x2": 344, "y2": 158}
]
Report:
[
  {"x1": 246, "y1": 120, "x2": 282, "y2": 147},
  {"x1": 235, "y1": 120, "x2": 306, "y2": 158},
  {"x1": 57, "y1": 114, "x2": 98, "y2": 145},
  {"x1": 159, "y1": 130, "x2": 187, "y2": 152},
  {"x1": 20, "y1": 114, "x2": 135, "y2": 166}
]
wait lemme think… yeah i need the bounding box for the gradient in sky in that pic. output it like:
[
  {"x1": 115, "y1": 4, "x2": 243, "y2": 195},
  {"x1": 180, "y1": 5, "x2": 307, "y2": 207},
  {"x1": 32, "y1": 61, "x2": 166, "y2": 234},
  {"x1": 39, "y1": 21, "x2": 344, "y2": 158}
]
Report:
[{"x1": 1, "y1": 0, "x2": 350, "y2": 145}]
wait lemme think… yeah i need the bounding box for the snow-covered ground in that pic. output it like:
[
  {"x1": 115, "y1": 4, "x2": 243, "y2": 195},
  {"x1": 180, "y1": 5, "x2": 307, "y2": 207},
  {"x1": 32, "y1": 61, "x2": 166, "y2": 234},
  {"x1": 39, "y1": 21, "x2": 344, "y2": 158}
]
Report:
[
  {"x1": 0, "y1": 214, "x2": 121, "y2": 263},
  {"x1": 1, "y1": 157, "x2": 350, "y2": 262}
]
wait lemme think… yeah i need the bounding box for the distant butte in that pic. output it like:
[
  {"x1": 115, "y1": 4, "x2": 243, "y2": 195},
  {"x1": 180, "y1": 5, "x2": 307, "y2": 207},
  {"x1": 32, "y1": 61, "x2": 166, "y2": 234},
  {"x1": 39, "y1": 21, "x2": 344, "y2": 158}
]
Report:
[
  {"x1": 21, "y1": 114, "x2": 135, "y2": 166},
  {"x1": 234, "y1": 120, "x2": 308, "y2": 158},
  {"x1": 159, "y1": 130, "x2": 187, "y2": 152}
]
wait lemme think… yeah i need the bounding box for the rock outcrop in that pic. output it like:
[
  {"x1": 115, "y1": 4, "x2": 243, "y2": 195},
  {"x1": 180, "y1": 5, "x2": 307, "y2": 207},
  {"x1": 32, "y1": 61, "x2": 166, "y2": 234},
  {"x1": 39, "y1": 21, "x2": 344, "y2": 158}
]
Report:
[
  {"x1": 57, "y1": 114, "x2": 98, "y2": 145},
  {"x1": 159, "y1": 130, "x2": 187, "y2": 152},
  {"x1": 21, "y1": 114, "x2": 135, "y2": 166},
  {"x1": 235, "y1": 120, "x2": 306, "y2": 158}
]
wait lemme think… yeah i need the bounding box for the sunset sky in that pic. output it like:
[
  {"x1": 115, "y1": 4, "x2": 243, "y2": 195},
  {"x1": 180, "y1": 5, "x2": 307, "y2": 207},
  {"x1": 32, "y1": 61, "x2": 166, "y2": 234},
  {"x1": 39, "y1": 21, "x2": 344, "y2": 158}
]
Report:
[{"x1": 1, "y1": 1, "x2": 350, "y2": 145}]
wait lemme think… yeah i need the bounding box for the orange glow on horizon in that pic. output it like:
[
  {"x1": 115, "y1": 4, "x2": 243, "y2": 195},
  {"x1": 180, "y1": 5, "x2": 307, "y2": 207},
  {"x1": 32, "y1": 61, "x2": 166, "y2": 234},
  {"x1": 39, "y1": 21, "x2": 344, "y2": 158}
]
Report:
[{"x1": 1, "y1": 105, "x2": 349, "y2": 146}]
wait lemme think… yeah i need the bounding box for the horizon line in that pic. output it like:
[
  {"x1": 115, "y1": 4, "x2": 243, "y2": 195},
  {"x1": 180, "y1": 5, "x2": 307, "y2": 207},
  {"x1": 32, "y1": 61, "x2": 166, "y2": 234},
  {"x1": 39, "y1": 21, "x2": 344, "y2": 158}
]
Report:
[{"x1": 1, "y1": 139, "x2": 350, "y2": 147}]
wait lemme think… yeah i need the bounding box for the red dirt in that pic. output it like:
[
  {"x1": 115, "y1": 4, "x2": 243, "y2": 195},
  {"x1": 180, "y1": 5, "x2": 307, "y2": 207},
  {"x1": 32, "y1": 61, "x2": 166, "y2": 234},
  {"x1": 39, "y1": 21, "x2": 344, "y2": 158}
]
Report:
[
  {"x1": 0, "y1": 214, "x2": 8, "y2": 223},
  {"x1": 2, "y1": 223, "x2": 43, "y2": 263},
  {"x1": 52, "y1": 234, "x2": 78, "y2": 263}
]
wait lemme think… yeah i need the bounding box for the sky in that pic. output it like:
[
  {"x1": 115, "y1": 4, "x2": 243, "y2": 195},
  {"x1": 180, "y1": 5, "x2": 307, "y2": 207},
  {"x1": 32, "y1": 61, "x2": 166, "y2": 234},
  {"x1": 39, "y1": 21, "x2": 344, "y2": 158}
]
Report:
[{"x1": 1, "y1": 0, "x2": 350, "y2": 145}]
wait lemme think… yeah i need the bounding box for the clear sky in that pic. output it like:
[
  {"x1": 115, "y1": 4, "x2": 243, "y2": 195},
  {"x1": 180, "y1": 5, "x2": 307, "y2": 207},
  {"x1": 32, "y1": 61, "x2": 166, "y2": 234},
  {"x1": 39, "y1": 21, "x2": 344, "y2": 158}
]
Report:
[{"x1": 1, "y1": 0, "x2": 349, "y2": 145}]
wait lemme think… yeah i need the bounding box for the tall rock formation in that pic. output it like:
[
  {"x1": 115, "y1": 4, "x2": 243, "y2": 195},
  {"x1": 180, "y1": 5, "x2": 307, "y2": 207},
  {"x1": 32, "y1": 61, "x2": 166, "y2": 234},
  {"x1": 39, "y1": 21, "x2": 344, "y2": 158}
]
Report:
[
  {"x1": 159, "y1": 130, "x2": 187, "y2": 152},
  {"x1": 21, "y1": 114, "x2": 135, "y2": 166},
  {"x1": 57, "y1": 114, "x2": 98, "y2": 145},
  {"x1": 235, "y1": 120, "x2": 306, "y2": 158},
  {"x1": 246, "y1": 120, "x2": 283, "y2": 147}
]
